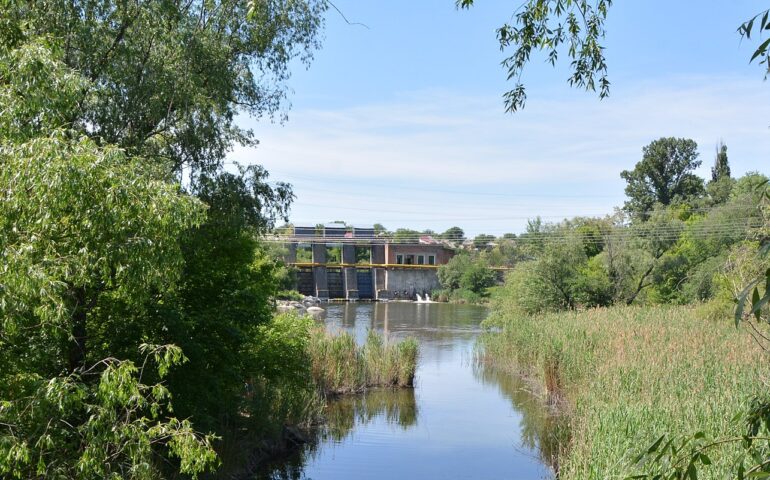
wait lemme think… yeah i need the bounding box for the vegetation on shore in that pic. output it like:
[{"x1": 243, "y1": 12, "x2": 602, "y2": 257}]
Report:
[
  {"x1": 479, "y1": 303, "x2": 768, "y2": 478},
  {"x1": 309, "y1": 326, "x2": 419, "y2": 395},
  {"x1": 211, "y1": 313, "x2": 419, "y2": 477},
  {"x1": 478, "y1": 138, "x2": 770, "y2": 477},
  {"x1": 0, "y1": 2, "x2": 332, "y2": 478}
]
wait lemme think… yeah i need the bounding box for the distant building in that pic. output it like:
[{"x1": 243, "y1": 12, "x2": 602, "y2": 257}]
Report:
[
  {"x1": 279, "y1": 224, "x2": 457, "y2": 300},
  {"x1": 385, "y1": 243, "x2": 454, "y2": 266}
]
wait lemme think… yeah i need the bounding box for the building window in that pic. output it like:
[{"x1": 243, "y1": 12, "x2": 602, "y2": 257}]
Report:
[
  {"x1": 417, "y1": 255, "x2": 425, "y2": 265},
  {"x1": 396, "y1": 254, "x2": 403, "y2": 265},
  {"x1": 428, "y1": 255, "x2": 436, "y2": 265},
  {"x1": 405, "y1": 254, "x2": 415, "y2": 265}
]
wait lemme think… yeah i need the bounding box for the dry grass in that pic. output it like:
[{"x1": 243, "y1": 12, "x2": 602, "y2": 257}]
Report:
[{"x1": 479, "y1": 303, "x2": 768, "y2": 479}]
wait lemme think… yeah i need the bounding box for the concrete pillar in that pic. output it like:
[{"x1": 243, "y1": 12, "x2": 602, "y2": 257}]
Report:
[
  {"x1": 371, "y1": 244, "x2": 389, "y2": 300},
  {"x1": 342, "y1": 244, "x2": 358, "y2": 300},
  {"x1": 285, "y1": 243, "x2": 297, "y2": 264},
  {"x1": 312, "y1": 243, "x2": 328, "y2": 300}
]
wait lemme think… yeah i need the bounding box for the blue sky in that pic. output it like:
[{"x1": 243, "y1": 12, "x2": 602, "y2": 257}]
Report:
[{"x1": 230, "y1": 1, "x2": 770, "y2": 237}]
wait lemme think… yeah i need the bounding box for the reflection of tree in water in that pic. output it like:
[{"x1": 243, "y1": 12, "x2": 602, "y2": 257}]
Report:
[
  {"x1": 323, "y1": 387, "x2": 418, "y2": 441},
  {"x1": 254, "y1": 387, "x2": 417, "y2": 480},
  {"x1": 472, "y1": 361, "x2": 564, "y2": 475}
]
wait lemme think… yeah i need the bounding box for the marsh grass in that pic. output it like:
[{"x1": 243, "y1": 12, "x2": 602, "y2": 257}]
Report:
[
  {"x1": 309, "y1": 328, "x2": 418, "y2": 395},
  {"x1": 479, "y1": 303, "x2": 768, "y2": 479}
]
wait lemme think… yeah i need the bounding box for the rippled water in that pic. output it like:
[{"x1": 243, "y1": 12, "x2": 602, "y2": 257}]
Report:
[{"x1": 257, "y1": 302, "x2": 553, "y2": 480}]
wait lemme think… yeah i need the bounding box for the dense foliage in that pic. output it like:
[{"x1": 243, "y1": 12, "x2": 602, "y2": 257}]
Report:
[
  {"x1": 485, "y1": 139, "x2": 769, "y2": 315},
  {"x1": 0, "y1": 2, "x2": 328, "y2": 478},
  {"x1": 437, "y1": 252, "x2": 499, "y2": 303},
  {"x1": 1, "y1": 0, "x2": 326, "y2": 173}
]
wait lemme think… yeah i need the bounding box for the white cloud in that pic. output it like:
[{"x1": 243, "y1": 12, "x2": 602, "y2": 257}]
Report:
[{"x1": 228, "y1": 76, "x2": 770, "y2": 235}]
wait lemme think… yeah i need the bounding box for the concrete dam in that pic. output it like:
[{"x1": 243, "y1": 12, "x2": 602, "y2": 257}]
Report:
[{"x1": 280, "y1": 224, "x2": 456, "y2": 301}]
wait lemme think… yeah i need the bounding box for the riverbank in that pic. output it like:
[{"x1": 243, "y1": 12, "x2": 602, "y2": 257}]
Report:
[
  {"x1": 478, "y1": 303, "x2": 768, "y2": 478},
  {"x1": 215, "y1": 313, "x2": 419, "y2": 478}
]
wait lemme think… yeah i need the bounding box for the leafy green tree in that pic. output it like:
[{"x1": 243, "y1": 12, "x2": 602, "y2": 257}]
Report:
[
  {"x1": 460, "y1": 259, "x2": 498, "y2": 294},
  {"x1": 706, "y1": 142, "x2": 735, "y2": 205},
  {"x1": 441, "y1": 226, "x2": 465, "y2": 241},
  {"x1": 0, "y1": 0, "x2": 328, "y2": 173},
  {"x1": 438, "y1": 253, "x2": 471, "y2": 291},
  {"x1": 127, "y1": 169, "x2": 295, "y2": 434},
  {"x1": 393, "y1": 228, "x2": 422, "y2": 243},
  {"x1": 711, "y1": 142, "x2": 731, "y2": 182},
  {"x1": 732, "y1": 171, "x2": 770, "y2": 200},
  {"x1": 0, "y1": 10, "x2": 320, "y2": 477},
  {"x1": 473, "y1": 233, "x2": 497, "y2": 249},
  {"x1": 500, "y1": 238, "x2": 587, "y2": 313},
  {"x1": 485, "y1": 237, "x2": 530, "y2": 267},
  {"x1": 620, "y1": 138, "x2": 705, "y2": 220},
  {"x1": 438, "y1": 253, "x2": 497, "y2": 299},
  {"x1": 0, "y1": 127, "x2": 216, "y2": 477}
]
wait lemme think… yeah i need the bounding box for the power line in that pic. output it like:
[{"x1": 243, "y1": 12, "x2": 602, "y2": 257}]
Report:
[{"x1": 262, "y1": 221, "x2": 765, "y2": 246}]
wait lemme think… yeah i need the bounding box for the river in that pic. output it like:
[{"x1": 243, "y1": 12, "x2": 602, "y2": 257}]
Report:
[{"x1": 257, "y1": 302, "x2": 554, "y2": 480}]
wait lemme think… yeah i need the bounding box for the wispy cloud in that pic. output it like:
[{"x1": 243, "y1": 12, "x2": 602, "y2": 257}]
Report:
[{"x1": 229, "y1": 76, "x2": 770, "y2": 235}]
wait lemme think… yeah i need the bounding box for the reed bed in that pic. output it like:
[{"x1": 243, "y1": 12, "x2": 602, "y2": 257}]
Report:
[
  {"x1": 479, "y1": 303, "x2": 768, "y2": 478},
  {"x1": 309, "y1": 328, "x2": 418, "y2": 395}
]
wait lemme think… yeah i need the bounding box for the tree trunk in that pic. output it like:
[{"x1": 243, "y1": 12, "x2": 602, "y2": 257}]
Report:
[{"x1": 626, "y1": 264, "x2": 655, "y2": 306}]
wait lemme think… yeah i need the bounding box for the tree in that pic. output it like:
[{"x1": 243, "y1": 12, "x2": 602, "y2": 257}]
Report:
[
  {"x1": 0, "y1": 14, "x2": 311, "y2": 479},
  {"x1": 441, "y1": 226, "x2": 465, "y2": 242},
  {"x1": 437, "y1": 253, "x2": 497, "y2": 297},
  {"x1": 620, "y1": 137, "x2": 705, "y2": 220},
  {"x1": 711, "y1": 142, "x2": 731, "y2": 182},
  {"x1": 0, "y1": 129, "x2": 216, "y2": 477},
  {"x1": 501, "y1": 235, "x2": 589, "y2": 312},
  {"x1": 473, "y1": 233, "x2": 497, "y2": 249},
  {"x1": 0, "y1": 0, "x2": 328, "y2": 174},
  {"x1": 707, "y1": 142, "x2": 735, "y2": 205},
  {"x1": 393, "y1": 228, "x2": 422, "y2": 243}
]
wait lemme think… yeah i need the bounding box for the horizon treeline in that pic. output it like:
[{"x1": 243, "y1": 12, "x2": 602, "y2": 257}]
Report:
[{"x1": 438, "y1": 137, "x2": 769, "y2": 309}]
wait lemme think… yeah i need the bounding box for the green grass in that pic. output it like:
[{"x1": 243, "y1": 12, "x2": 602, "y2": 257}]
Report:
[
  {"x1": 309, "y1": 328, "x2": 418, "y2": 395},
  {"x1": 479, "y1": 302, "x2": 768, "y2": 478}
]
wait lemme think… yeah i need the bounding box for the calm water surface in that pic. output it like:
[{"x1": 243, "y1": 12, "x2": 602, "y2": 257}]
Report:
[{"x1": 258, "y1": 302, "x2": 553, "y2": 480}]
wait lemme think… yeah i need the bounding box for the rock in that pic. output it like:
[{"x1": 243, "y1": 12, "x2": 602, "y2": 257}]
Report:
[{"x1": 306, "y1": 306, "x2": 324, "y2": 314}]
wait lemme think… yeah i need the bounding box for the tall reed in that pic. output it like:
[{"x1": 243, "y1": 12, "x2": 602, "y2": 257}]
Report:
[
  {"x1": 309, "y1": 327, "x2": 418, "y2": 395},
  {"x1": 479, "y1": 303, "x2": 768, "y2": 479}
]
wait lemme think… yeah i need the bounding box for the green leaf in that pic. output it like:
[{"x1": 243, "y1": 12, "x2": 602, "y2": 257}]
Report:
[
  {"x1": 752, "y1": 288, "x2": 762, "y2": 320},
  {"x1": 750, "y1": 38, "x2": 770, "y2": 63},
  {"x1": 736, "y1": 279, "x2": 760, "y2": 326}
]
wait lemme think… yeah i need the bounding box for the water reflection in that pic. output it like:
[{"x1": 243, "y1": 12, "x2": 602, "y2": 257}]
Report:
[
  {"x1": 474, "y1": 363, "x2": 564, "y2": 471},
  {"x1": 322, "y1": 387, "x2": 418, "y2": 442},
  {"x1": 257, "y1": 388, "x2": 417, "y2": 480},
  {"x1": 257, "y1": 303, "x2": 553, "y2": 480}
]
